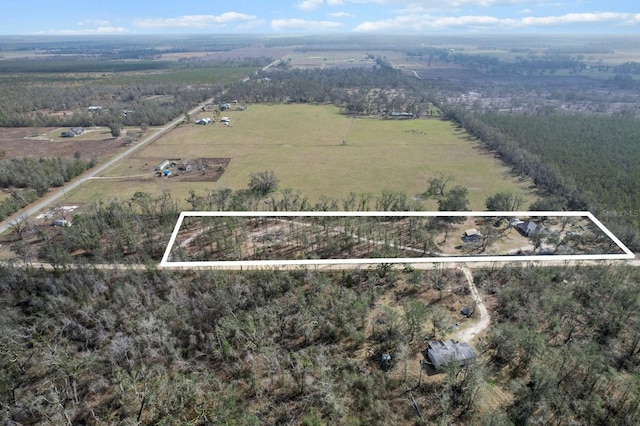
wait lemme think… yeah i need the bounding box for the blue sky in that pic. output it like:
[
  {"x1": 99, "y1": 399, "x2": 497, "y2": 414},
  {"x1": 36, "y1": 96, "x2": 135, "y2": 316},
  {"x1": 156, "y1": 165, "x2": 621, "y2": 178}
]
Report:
[{"x1": 1, "y1": 0, "x2": 639, "y2": 35}]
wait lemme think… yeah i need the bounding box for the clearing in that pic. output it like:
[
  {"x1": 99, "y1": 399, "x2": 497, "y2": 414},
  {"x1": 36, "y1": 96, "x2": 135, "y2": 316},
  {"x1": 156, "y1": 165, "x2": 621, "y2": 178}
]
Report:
[{"x1": 0, "y1": 126, "x2": 135, "y2": 163}]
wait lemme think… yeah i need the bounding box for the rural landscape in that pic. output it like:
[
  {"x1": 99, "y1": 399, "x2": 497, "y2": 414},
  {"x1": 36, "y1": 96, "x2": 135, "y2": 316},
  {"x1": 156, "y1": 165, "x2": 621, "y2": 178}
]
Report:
[{"x1": 0, "y1": 31, "x2": 639, "y2": 425}]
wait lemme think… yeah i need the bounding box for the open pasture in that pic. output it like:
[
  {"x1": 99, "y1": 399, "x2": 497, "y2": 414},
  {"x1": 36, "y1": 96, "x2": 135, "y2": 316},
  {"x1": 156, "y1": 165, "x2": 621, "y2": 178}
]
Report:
[
  {"x1": 70, "y1": 103, "x2": 536, "y2": 209},
  {"x1": 286, "y1": 51, "x2": 378, "y2": 69},
  {"x1": 0, "y1": 126, "x2": 136, "y2": 162}
]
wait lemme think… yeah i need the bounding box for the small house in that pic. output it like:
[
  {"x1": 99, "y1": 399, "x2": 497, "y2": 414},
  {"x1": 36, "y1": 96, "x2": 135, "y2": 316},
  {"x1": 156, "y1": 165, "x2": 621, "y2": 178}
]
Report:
[
  {"x1": 155, "y1": 160, "x2": 171, "y2": 171},
  {"x1": 516, "y1": 221, "x2": 542, "y2": 237},
  {"x1": 61, "y1": 127, "x2": 85, "y2": 137},
  {"x1": 390, "y1": 111, "x2": 416, "y2": 119},
  {"x1": 425, "y1": 340, "x2": 476, "y2": 371}
]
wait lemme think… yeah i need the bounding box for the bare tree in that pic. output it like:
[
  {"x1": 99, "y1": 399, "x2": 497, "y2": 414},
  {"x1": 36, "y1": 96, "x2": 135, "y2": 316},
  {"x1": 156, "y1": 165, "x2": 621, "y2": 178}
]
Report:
[
  {"x1": 425, "y1": 172, "x2": 454, "y2": 198},
  {"x1": 8, "y1": 214, "x2": 31, "y2": 240},
  {"x1": 248, "y1": 170, "x2": 279, "y2": 197}
]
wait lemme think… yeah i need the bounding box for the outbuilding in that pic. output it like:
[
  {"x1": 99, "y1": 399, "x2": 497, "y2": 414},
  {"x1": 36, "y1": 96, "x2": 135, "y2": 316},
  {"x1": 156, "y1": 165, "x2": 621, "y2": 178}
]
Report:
[{"x1": 462, "y1": 228, "x2": 482, "y2": 243}]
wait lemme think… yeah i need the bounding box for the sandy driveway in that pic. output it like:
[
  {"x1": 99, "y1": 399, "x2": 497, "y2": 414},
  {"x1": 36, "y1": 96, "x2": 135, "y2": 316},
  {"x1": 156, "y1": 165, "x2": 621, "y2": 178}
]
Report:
[{"x1": 456, "y1": 267, "x2": 490, "y2": 342}]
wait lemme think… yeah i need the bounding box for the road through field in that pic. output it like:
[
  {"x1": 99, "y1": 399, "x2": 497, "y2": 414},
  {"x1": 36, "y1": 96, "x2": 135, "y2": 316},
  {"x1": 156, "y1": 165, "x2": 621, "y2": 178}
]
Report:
[{"x1": 0, "y1": 98, "x2": 215, "y2": 235}]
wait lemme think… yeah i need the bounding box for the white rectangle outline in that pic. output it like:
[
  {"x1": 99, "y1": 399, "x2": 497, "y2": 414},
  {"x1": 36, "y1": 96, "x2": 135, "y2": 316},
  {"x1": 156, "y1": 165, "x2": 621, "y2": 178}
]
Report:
[{"x1": 160, "y1": 211, "x2": 635, "y2": 268}]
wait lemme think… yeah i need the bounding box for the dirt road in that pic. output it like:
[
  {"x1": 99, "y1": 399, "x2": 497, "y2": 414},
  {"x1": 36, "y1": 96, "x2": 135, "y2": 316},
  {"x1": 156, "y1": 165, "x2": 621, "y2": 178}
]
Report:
[{"x1": 456, "y1": 267, "x2": 490, "y2": 342}]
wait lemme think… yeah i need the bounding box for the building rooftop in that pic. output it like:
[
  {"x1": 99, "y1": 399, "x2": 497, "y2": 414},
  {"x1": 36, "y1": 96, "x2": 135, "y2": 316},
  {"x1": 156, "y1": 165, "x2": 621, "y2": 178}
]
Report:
[{"x1": 426, "y1": 339, "x2": 476, "y2": 371}]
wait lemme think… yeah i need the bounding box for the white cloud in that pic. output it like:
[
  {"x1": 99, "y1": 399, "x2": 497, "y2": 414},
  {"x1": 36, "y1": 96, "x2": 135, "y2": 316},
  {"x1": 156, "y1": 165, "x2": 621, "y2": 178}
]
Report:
[
  {"x1": 298, "y1": 0, "x2": 345, "y2": 10},
  {"x1": 329, "y1": 12, "x2": 354, "y2": 18},
  {"x1": 354, "y1": 11, "x2": 640, "y2": 32},
  {"x1": 298, "y1": 0, "x2": 324, "y2": 11},
  {"x1": 41, "y1": 27, "x2": 128, "y2": 35},
  {"x1": 133, "y1": 12, "x2": 257, "y2": 29},
  {"x1": 520, "y1": 12, "x2": 640, "y2": 26},
  {"x1": 272, "y1": 18, "x2": 342, "y2": 31},
  {"x1": 347, "y1": 0, "x2": 536, "y2": 5}
]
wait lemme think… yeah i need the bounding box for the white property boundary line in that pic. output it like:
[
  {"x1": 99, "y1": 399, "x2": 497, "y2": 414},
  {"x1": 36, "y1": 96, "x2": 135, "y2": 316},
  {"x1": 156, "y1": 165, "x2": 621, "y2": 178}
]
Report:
[{"x1": 160, "y1": 211, "x2": 635, "y2": 268}]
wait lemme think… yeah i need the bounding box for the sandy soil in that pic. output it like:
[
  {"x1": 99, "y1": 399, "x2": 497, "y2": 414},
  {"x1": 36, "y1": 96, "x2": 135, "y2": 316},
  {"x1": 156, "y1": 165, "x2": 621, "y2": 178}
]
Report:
[{"x1": 456, "y1": 267, "x2": 490, "y2": 342}]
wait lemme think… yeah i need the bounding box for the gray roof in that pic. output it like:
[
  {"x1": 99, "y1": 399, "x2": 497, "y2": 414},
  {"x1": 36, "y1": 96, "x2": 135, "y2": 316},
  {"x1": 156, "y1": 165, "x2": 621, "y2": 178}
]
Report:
[
  {"x1": 426, "y1": 340, "x2": 476, "y2": 370},
  {"x1": 516, "y1": 221, "x2": 541, "y2": 237}
]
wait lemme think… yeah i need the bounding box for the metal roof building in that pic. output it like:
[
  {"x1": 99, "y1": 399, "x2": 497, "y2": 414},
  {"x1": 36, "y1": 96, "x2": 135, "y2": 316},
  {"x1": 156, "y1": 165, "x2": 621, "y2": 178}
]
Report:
[{"x1": 425, "y1": 340, "x2": 476, "y2": 371}]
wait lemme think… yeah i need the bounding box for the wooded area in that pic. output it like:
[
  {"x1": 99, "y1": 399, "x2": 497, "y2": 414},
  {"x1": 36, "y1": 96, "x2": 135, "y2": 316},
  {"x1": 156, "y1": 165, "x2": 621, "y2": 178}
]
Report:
[
  {"x1": 1, "y1": 260, "x2": 638, "y2": 424},
  {"x1": 0, "y1": 154, "x2": 95, "y2": 221},
  {"x1": 441, "y1": 108, "x2": 640, "y2": 251},
  {"x1": 477, "y1": 264, "x2": 640, "y2": 424}
]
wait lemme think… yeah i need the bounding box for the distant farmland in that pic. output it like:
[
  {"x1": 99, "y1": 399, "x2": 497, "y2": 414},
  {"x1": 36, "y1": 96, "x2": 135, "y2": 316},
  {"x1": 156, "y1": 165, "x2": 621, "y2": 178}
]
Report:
[{"x1": 73, "y1": 103, "x2": 536, "y2": 209}]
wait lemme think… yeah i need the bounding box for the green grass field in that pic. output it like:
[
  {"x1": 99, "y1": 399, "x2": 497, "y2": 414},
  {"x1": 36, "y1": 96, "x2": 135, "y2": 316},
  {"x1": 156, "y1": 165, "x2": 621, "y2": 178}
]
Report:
[{"x1": 70, "y1": 103, "x2": 537, "y2": 209}]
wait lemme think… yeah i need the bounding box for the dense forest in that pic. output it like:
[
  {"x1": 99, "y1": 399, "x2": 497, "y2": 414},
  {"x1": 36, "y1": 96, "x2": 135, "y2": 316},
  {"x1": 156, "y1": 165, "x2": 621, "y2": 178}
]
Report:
[
  {"x1": 441, "y1": 107, "x2": 640, "y2": 251},
  {"x1": 477, "y1": 113, "x2": 640, "y2": 210}
]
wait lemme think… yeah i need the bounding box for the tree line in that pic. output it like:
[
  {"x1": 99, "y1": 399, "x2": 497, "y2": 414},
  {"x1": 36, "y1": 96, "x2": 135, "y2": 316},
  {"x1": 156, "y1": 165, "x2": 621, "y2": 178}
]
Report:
[
  {"x1": 225, "y1": 65, "x2": 433, "y2": 117},
  {"x1": 0, "y1": 81, "x2": 221, "y2": 128},
  {"x1": 7, "y1": 168, "x2": 486, "y2": 266},
  {"x1": 0, "y1": 56, "x2": 272, "y2": 128}
]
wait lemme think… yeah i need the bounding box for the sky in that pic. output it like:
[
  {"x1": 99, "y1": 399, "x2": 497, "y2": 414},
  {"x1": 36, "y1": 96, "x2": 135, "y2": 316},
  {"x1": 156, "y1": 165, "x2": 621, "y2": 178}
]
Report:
[{"x1": 1, "y1": 0, "x2": 639, "y2": 35}]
